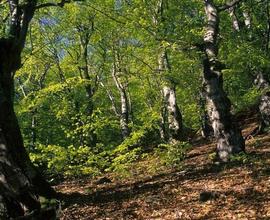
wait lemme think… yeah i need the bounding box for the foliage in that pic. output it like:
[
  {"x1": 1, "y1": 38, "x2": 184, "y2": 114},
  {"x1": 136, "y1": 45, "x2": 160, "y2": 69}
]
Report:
[
  {"x1": 154, "y1": 142, "x2": 191, "y2": 168},
  {"x1": 108, "y1": 120, "x2": 161, "y2": 176},
  {"x1": 230, "y1": 152, "x2": 261, "y2": 165},
  {"x1": 9, "y1": 0, "x2": 270, "y2": 179},
  {"x1": 29, "y1": 144, "x2": 109, "y2": 177}
]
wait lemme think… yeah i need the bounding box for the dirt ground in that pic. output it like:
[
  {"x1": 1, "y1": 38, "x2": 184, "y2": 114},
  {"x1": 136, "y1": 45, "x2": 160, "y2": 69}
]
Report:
[{"x1": 55, "y1": 113, "x2": 270, "y2": 220}]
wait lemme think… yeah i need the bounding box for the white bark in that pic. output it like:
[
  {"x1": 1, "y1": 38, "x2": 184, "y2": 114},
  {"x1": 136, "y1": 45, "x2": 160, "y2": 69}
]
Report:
[{"x1": 112, "y1": 53, "x2": 130, "y2": 139}]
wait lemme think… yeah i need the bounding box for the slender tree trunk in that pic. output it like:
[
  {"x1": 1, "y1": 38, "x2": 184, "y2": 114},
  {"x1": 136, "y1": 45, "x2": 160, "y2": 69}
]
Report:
[
  {"x1": 17, "y1": 78, "x2": 37, "y2": 149},
  {"x1": 99, "y1": 81, "x2": 120, "y2": 117},
  {"x1": 254, "y1": 72, "x2": 270, "y2": 131},
  {"x1": 266, "y1": 2, "x2": 270, "y2": 52},
  {"x1": 158, "y1": 49, "x2": 182, "y2": 142},
  {"x1": 154, "y1": 0, "x2": 183, "y2": 142},
  {"x1": 203, "y1": 0, "x2": 245, "y2": 162},
  {"x1": 119, "y1": 89, "x2": 130, "y2": 139},
  {"x1": 243, "y1": 9, "x2": 251, "y2": 29},
  {"x1": 228, "y1": 6, "x2": 240, "y2": 31},
  {"x1": 159, "y1": 106, "x2": 168, "y2": 141},
  {"x1": 100, "y1": 77, "x2": 130, "y2": 140},
  {"x1": 78, "y1": 28, "x2": 97, "y2": 147},
  {"x1": 30, "y1": 110, "x2": 37, "y2": 149},
  {"x1": 163, "y1": 85, "x2": 182, "y2": 141},
  {"x1": 112, "y1": 57, "x2": 130, "y2": 140},
  {"x1": 199, "y1": 90, "x2": 214, "y2": 138}
]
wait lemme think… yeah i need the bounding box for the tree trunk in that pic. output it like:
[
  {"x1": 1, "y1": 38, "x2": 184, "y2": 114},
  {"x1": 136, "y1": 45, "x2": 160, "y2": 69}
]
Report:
[
  {"x1": 0, "y1": 42, "x2": 56, "y2": 217},
  {"x1": 78, "y1": 27, "x2": 97, "y2": 147},
  {"x1": 154, "y1": 0, "x2": 183, "y2": 142},
  {"x1": 203, "y1": 0, "x2": 245, "y2": 162},
  {"x1": 254, "y1": 72, "x2": 270, "y2": 131},
  {"x1": 0, "y1": 0, "x2": 56, "y2": 215},
  {"x1": 199, "y1": 90, "x2": 214, "y2": 139},
  {"x1": 17, "y1": 78, "x2": 37, "y2": 150},
  {"x1": 119, "y1": 89, "x2": 130, "y2": 139},
  {"x1": 30, "y1": 111, "x2": 37, "y2": 149},
  {"x1": 243, "y1": 9, "x2": 251, "y2": 29},
  {"x1": 163, "y1": 86, "x2": 182, "y2": 142},
  {"x1": 112, "y1": 56, "x2": 130, "y2": 140},
  {"x1": 158, "y1": 49, "x2": 183, "y2": 142},
  {"x1": 159, "y1": 106, "x2": 168, "y2": 141},
  {"x1": 228, "y1": 6, "x2": 240, "y2": 31}
]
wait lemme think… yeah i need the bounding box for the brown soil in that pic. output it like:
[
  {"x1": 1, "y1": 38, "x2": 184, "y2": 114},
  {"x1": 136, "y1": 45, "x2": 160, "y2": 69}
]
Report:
[{"x1": 55, "y1": 113, "x2": 270, "y2": 220}]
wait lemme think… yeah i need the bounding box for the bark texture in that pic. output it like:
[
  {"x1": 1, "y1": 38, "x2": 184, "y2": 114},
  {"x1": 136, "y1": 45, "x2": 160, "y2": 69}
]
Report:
[
  {"x1": 77, "y1": 23, "x2": 98, "y2": 147},
  {"x1": 112, "y1": 52, "x2": 130, "y2": 140},
  {"x1": 153, "y1": 0, "x2": 183, "y2": 142},
  {"x1": 162, "y1": 85, "x2": 182, "y2": 141},
  {"x1": 228, "y1": 6, "x2": 240, "y2": 31},
  {"x1": 0, "y1": 1, "x2": 56, "y2": 217},
  {"x1": 254, "y1": 72, "x2": 270, "y2": 131},
  {"x1": 0, "y1": 40, "x2": 56, "y2": 218},
  {"x1": 158, "y1": 48, "x2": 182, "y2": 142},
  {"x1": 203, "y1": 0, "x2": 245, "y2": 162},
  {"x1": 199, "y1": 90, "x2": 214, "y2": 139}
]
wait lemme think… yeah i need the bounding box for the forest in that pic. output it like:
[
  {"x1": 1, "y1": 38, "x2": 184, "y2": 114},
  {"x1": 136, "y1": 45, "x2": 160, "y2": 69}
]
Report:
[{"x1": 0, "y1": 0, "x2": 270, "y2": 219}]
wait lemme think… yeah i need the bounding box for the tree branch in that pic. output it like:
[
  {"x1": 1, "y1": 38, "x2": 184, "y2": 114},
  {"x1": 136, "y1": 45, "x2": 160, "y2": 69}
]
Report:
[
  {"x1": 218, "y1": 0, "x2": 244, "y2": 12},
  {"x1": 35, "y1": 0, "x2": 66, "y2": 10},
  {"x1": 35, "y1": 0, "x2": 78, "y2": 10}
]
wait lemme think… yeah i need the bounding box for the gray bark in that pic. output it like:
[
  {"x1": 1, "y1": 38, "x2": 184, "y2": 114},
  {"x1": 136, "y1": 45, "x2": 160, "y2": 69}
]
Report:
[
  {"x1": 112, "y1": 53, "x2": 130, "y2": 139},
  {"x1": 228, "y1": 7, "x2": 240, "y2": 31},
  {"x1": 155, "y1": 0, "x2": 183, "y2": 142},
  {"x1": 162, "y1": 85, "x2": 182, "y2": 142},
  {"x1": 159, "y1": 106, "x2": 168, "y2": 141},
  {"x1": 243, "y1": 10, "x2": 251, "y2": 29},
  {"x1": 153, "y1": 0, "x2": 182, "y2": 142},
  {"x1": 99, "y1": 81, "x2": 120, "y2": 117},
  {"x1": 199, "y1": 90, "x2": 214, "y2": 139},
  {"x1": 254, "y1": 72, "x2": 270, "y2": 90},
  {"x1": 77, "y1": 23, "x2": 98, "y2": 147},
  {"x1": 254, "y1": 72, "x2": 270, "y2": 131},
  {"x1": 203, "y1": 0, "x2": 245, "y2": 162},
  {"x1": 158, "y1": 49, "x2": 182, "y2": 142}
]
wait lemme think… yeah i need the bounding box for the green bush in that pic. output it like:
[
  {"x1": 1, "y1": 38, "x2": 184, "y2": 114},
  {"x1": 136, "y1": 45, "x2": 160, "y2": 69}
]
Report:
[
  {"x1": 107, "y1": 131, "x2": 144, "y2": 176},
  {"x1": 29, "y1": 144, "x2": 109, "y2": 177},
  {"x1": 155, "y1": 142, "x2": 191, "y2": 167}
]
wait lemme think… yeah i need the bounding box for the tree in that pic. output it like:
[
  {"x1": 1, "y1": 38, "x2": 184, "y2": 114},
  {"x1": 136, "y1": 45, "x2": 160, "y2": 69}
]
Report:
[
  {"x1": 112, "y1": 47, "x2": 131, "y2": 139},
  {"x1": 202, "y1": 0, "x2": 245, "y2": 162},
  {"x1": 0, "y1": 0, "x2": 78, "y2": 217},
  {"x1": 154, "y1": 0, "x2": 183, "y2": 142}
]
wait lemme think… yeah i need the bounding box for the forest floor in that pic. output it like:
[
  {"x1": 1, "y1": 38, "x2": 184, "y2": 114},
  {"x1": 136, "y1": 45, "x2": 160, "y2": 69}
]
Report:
[{"x1": 55, "y1": 112, "x2": 270, "y2": 220}]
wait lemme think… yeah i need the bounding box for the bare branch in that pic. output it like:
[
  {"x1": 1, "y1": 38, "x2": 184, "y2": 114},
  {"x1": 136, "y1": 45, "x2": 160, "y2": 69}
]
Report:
[
  {"x1": 35, "y1": 0, "x2": 83, "y2": 10},
  {"x1": 35, "y1": 0, "x2": 66, "y2": 9},
  {"x1": 218, "y1": 0, "x2": 244, "y2": 12}
]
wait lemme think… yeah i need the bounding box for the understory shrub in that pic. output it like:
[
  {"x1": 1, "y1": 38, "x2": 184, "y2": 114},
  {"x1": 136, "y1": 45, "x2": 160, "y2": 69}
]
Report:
[
  {"x1": 29, "y1": 144, "x2": 109, "y2": 178},
  {"x1": 154, "y1": 142, "x2": 191, "y2": 167}
]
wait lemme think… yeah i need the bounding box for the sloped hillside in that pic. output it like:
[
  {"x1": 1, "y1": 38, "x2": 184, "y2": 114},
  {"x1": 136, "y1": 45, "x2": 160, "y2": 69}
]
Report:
[{"x1": 56, "y1": 112, "x2": 270, "y2": 220}]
